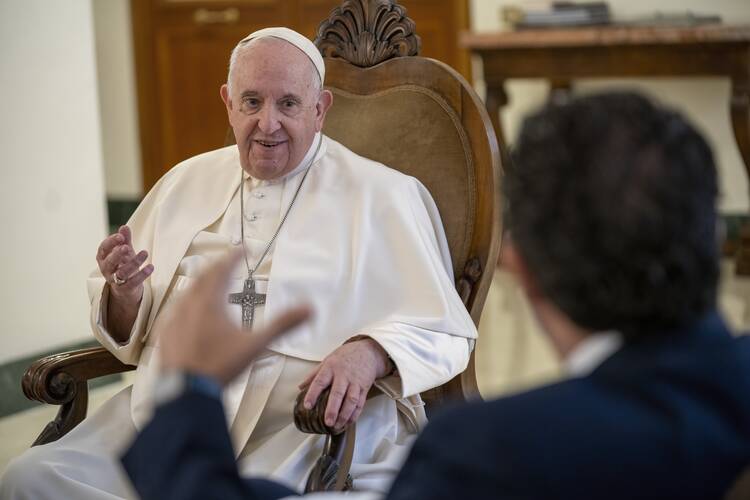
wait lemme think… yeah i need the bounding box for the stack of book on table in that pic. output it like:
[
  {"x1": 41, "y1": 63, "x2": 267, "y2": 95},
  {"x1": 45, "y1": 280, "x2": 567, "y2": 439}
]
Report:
[{"x1": 503, "y1": 2, "x2": 611, "y2": 29}]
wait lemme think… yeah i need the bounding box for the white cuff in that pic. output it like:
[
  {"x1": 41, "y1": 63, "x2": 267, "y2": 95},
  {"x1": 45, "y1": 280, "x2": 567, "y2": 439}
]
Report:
[{"x1": 93, "y1": 285, "x2": 152, "y2": 364}]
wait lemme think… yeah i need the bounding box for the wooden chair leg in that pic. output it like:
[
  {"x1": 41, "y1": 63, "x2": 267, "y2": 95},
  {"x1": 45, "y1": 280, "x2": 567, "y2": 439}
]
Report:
[
  {"x1": 294, "y1": 388, "x2": 355, "y2": 492},
  {"x1": 31, "y1": 378, "x2": 88, "y2": 446},
  {"x1": 304, "y1": 425, "x2": 355, "y2": 492}
]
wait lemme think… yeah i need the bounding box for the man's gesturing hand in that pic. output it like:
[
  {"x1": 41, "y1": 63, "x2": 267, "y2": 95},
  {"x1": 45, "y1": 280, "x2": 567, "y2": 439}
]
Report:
[
  {"x1": 300, "y1": 338, "x2": 391, "y2": 432},
  {"x1": 160, "y1": 250, "x2": 311, "y2": 385}
]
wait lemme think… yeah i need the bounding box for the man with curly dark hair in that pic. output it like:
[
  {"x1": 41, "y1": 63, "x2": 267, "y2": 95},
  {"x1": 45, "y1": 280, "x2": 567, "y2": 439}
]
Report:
[
  {"x1": 505, "y1": 91, "x2": 719, "y2": 340},
  {"x1": 387, "y1": 92, "x2": 750, "y2": 500}
]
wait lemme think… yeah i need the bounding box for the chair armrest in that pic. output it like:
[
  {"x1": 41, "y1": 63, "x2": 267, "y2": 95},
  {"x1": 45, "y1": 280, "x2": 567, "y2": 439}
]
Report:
[
  {"x1": 293, "y1": 388, "x2": 354, "y2": 492},
  {"x1": 22, "y1": 346, "x2": 135, "y2": 446},
  {"x1": 293, "y1": 387, "x2": 341, "y2": 436},
  {"x1": 293, "y1": 386, "x2": 384, "y2": 492},
  {"x1": 293, "y1": 386, "x2": 382, "y2": 436}
]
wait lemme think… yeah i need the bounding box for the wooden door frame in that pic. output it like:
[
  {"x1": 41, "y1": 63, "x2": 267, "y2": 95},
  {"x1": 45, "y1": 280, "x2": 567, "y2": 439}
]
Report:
[{"x1": 131, "y1": 0, "x2": 161, "y2": 191}]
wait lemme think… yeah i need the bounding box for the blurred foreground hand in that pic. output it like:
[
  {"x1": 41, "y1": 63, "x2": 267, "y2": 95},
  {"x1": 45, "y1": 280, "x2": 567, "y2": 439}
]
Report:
[{"x1": 159, "y1": 250, "x2": 311, "y2": 385}]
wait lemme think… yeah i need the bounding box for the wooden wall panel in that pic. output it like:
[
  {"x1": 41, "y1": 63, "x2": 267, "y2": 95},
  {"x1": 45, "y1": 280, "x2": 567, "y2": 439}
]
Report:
[
  {"x1": 292, "y1": 0, "x2": 340, "y2": 39},
  {"x1": 132, "y1": 0, "x2": 469, "y2": 190}
]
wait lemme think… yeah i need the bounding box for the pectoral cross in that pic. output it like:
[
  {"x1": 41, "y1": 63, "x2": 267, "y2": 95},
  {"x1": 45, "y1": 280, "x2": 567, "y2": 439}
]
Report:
[{"x1": 229, "y1": 278, "x2": 266, "y2": 329}]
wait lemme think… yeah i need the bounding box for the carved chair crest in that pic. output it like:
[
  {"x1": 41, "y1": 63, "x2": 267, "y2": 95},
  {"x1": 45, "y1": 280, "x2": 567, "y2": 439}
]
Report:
[{"x1": 315, "y1": 0, "x2": 420, "y2": 67}]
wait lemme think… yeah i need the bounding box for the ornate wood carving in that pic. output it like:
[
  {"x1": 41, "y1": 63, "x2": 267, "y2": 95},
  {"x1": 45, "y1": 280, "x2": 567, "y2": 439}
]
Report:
[
  {"x1": 456, "y1": 257, "x2": 483, "y2": 306},
  {"x1": 315, "y1": 0, "x2": 421, "y2": 67},
  {"x1": 304, "y1": 452, "x2": 354, "y2": 492},
  {"x1": 294, "y1": 387, "x2": 339, "y2": 435},
  {"x1": 22, "y1": 347, "x2": 134, "y2": 446},
  {"x1": 30, "y1": 380, "x2": 88, "y2": 447}
]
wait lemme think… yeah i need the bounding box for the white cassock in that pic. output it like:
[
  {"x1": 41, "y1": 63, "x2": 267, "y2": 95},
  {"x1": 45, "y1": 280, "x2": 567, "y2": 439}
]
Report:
[{"x1": 0, "y1": 134, "x2": 476, "y2": 499}]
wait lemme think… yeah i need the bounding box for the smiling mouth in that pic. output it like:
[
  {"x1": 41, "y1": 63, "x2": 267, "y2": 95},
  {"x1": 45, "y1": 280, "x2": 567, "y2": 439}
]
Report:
[{"x1": 255, "y1": 140, "x2": 285, "y2": 149}]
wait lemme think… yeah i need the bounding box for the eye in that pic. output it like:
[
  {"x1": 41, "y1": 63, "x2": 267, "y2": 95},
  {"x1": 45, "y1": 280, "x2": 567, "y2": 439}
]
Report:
[
  {"x1": 281, "y1": 99, "x2": 298, "y2": 109},
  {"x1": 241, "y1": 97, "x2": 260, "y2": 110}
]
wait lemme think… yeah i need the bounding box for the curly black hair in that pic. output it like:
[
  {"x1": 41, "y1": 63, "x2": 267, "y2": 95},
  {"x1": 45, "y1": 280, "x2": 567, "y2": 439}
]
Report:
[{"x1": 505, "y1": 92, "x2": 719, "y2": 338}]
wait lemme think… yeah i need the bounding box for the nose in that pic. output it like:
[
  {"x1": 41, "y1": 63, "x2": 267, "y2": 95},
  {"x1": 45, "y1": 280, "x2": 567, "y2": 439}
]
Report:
[{"x1": 257, "y1": 103, "x2": 281, "y2": 135}]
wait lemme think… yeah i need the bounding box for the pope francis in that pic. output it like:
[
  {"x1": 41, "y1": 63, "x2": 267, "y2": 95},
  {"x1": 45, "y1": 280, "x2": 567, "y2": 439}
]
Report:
[{"x1": 0, "y1": 27, "x2": 476, "y2": 499}]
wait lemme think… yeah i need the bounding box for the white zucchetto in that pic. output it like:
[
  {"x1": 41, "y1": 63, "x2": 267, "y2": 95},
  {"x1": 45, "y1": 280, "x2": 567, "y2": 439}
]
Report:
[{"x1": 241, "y1": 27, "x2": 325, "y2": 84}]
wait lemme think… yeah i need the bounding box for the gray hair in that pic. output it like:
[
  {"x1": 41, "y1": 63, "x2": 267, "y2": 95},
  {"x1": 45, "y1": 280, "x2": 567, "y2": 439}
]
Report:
[{"x1": 226, "y1": 38, "x2": 322, "y2": 97}]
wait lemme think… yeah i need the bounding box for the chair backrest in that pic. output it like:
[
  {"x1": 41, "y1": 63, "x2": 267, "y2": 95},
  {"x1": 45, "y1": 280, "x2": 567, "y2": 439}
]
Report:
[
  {"x1": 315, "y1": 0, "x2": 502, "y2": 406},
  {"x1": 225, "y1": 0, "x2": 503, "y2": 407}
]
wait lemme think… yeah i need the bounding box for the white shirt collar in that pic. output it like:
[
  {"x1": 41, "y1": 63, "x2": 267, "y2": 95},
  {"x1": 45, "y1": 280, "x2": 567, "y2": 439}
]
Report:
[
  {"x1": 564, "y1": 330, "x2": 623, "y2": 377},
  {"x1": 242, "y1": 132, "x2": 322, "y2": 185}
]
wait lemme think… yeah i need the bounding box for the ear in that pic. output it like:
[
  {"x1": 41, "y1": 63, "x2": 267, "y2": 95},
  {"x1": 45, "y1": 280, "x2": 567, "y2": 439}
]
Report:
[
  {"x1": 220, "y1": 84, "x2": 232, "y2": 113},
  {"x1": 500, "y1": 239, "x2": 542, "y2": 300},
  {"x1": 314, "y1": 89, "x2": 333, "y2": 132}
]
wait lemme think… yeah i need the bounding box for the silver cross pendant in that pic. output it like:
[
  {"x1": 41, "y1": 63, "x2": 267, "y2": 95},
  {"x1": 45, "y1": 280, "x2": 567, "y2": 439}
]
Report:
[{"x1": 228, "y1": 278, "x2": 266, "y2": 329}]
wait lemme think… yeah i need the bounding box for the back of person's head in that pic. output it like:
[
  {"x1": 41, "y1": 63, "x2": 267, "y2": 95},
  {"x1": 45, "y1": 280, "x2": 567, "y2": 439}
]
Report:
[{"x1": 505, "y1": 91, "x2": 719, "y2": 339}]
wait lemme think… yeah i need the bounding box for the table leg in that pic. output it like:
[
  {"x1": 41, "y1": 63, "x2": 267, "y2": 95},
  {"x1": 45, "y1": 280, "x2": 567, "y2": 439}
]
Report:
[
  {"x1": 730, "y1": 79, "x2": 750, "y2": 200},
  {"x1": 485, "y1": 83, "x2": 509, "y2": 150},
  {"x1": 730, "y1": 79, "x2": 750, "y2": 275},
  {"x1": 548, "y1": 79, "x2": 572, "y2": 105}
]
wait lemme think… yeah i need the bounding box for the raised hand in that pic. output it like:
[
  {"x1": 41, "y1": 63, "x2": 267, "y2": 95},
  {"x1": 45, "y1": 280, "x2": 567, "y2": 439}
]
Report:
[
  {"x1": 96, "y1": 225, "x2": 153, "y2": 341},
  {"x1": 159, "y1": 250, "x2": 311, "y2": 385},
  {"x1": 300, "y1": 338, "x2": 392, "y2": 432},
  {"x1": 97, "y1": 226, "x2": 152, "y2": 299}
]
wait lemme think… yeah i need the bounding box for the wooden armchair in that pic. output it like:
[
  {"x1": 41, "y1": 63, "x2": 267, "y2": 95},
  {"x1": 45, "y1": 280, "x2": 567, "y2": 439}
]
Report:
[{"x1": 22, "y1": 0, "x2": 502, "y2": 492}]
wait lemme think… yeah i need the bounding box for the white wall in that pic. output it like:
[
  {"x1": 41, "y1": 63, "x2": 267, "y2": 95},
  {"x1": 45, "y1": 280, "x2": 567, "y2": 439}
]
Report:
[
  {"x1": 0, "y1": 1, "x2": 108, "y2": 363},
  {"x1": 94, "y1": 0, "x2": 143, "y2": 199},
  {"x1": 470, "y1": 0, "x2": 750, "y2": 212}
]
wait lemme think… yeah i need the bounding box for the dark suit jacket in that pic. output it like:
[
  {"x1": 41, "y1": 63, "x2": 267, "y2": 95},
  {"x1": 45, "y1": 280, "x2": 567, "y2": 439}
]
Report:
[
  {"x1": 388, "y1": 312, "x2": 750, "y2": 500},
  {"x1": 122, "y1": 389, "x2": 298, "y2": 500},
  {"x1": 123, "y1": 312, "x2": 750, "y2": 500}
]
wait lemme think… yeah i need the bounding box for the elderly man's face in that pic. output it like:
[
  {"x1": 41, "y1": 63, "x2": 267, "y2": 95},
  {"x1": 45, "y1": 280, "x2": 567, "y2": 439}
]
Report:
[{"x1": 220, "y1": 39, "x2": 332, "y2": 180}]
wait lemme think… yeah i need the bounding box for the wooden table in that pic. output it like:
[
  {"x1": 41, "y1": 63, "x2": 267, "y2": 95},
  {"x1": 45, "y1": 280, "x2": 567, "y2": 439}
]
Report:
[
  {"x1": 461, "y1": 25, "x2": 750, "y2": 193},
  {"x1": 462, "y1": 24, "x2": 750, "y2": 274}
]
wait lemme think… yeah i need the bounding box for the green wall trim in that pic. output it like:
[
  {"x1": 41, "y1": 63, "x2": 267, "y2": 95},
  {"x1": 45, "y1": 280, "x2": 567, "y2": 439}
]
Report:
[
  {"x1": 0, "y1": 340, "x2": 122, "y2": 419},
  {"x1": 724, "y1": 213, "x2": 750, "y2": 240},
  {"x1": 107, "y1": 197, "x2": 141, "y2": 234}
]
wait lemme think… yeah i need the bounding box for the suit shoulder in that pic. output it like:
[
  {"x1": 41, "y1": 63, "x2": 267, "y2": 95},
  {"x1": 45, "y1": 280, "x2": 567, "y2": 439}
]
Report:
[{"x1": 421, "y1": 378, "x2": 616, "y2": 453}]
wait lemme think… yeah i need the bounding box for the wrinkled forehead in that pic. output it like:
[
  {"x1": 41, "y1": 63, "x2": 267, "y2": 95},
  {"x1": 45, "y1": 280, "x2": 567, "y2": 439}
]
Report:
[{"x1": 233, "y1": 38, "x2": 318, "y2": 91}]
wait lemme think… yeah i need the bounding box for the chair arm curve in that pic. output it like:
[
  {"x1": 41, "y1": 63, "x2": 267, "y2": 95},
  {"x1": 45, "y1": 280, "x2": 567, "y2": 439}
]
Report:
[
  {"x1": 22, "y1": 346, "x2": 135, "y2": 446},
  {"x1": 22, "y1": 346, "x2": 135, "y2": 405},
  {"x1": 293, "y1": 387, "x2": 341, "y2": 436}
]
